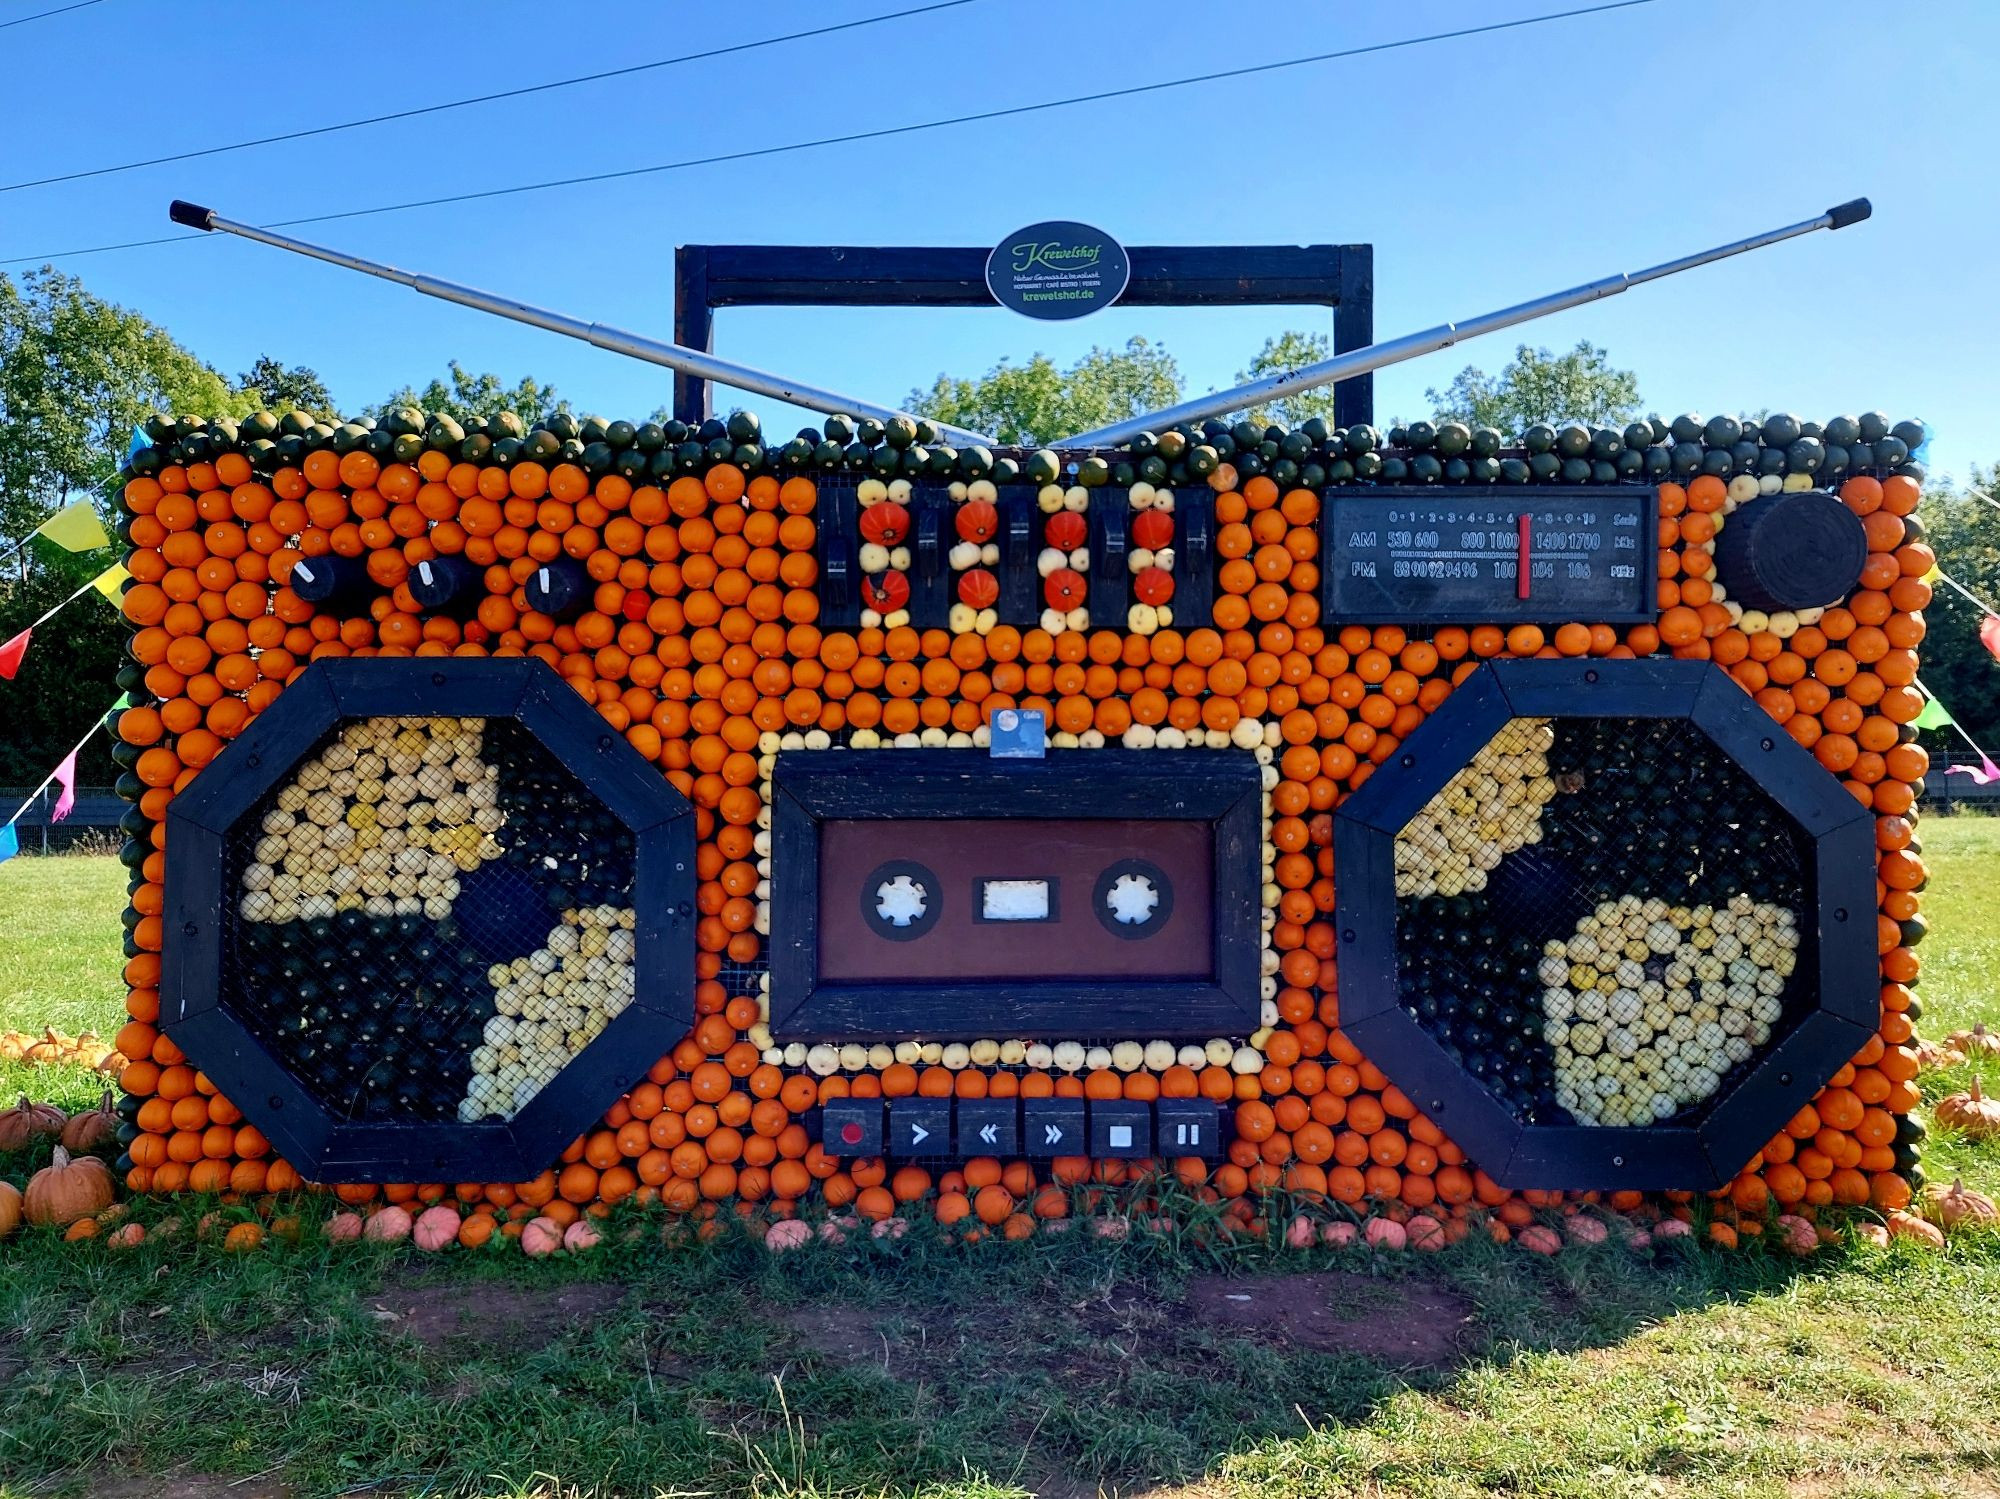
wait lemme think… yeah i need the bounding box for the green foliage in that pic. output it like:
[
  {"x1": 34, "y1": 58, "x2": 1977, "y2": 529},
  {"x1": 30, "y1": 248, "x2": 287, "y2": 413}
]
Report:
[
  {"x1": 0, "y1": 268, "x2": 245, "y2": 549},
  {"x1": 908, "y1": 337, "x2": 1181, "y2": 446},
  {"x1": 236, "y1": 354, "x2": 335, "y2": 420},
  {"x1": 1235, "y1": 329, "x2": 1339, "y2": 429},
  {"x1": 1917, "y1": 469, "x2": 2000, "y2": 748},
  {"x1": 372, "y1": 360, "x2": 571, "y2": 429},
  {"x1": 1426, "y1": 340, "x2": 1642, "y2": 435}
]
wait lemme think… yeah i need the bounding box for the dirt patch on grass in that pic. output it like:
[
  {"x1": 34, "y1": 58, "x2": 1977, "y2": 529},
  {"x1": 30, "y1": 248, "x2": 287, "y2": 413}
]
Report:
[
  {"x1": 782, "y1": 1303, "x2": 910, "y2": 1374},
  {"x1": 88, "y1": 1474, "x2": 292, "y2": 1499},
  {"x1": 1182, "y1": 1271, "x2": 1475, "y2": 1367},
  {"x1": 366, "y1": 1277, "x2": 626, "y2": 1351}
]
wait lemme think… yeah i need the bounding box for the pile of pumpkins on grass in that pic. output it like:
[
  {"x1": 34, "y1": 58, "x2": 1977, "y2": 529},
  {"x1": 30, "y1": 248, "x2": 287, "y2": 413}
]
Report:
[
  {"x1": 0, "y1": 1027, "x2": 128, "y2": 1076},
  {"x1": 0, "y1": 1093, "x2": 121, "y2": 1238}
]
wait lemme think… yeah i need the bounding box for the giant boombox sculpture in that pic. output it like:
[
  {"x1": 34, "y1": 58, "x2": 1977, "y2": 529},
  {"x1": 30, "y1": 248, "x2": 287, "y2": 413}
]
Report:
[
  {"x1": 109, "y1": 201, "x2": 1930, "y2": 1233},
  {"x1": 107, "y1": 404, "x2": 1932, "y2": 1235}
]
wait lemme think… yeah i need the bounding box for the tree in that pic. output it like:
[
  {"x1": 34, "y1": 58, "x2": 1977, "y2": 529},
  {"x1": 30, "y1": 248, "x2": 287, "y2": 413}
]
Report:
[
  {"x1": 237, "y1": 355, "x2": 334, "y2": 419},
  {"x1": 907, "y1": 337, "x2": 1181, "y2": 446},
  {"x1": 1234, "y1": 330, "x2": 1338, "y2": 429},
  {"x1": 1916, "y1": 468, "x2": 2000, "y2": 753},
  {"x1": 373, "y1": 360, "x2": 570, "y2": 428},
  {"x1": 0, "y1": 267, "x2": 245, "y2": 557},
  {"x1": 1426, "y1": 341, "x2": 1641, "y2": 435}
]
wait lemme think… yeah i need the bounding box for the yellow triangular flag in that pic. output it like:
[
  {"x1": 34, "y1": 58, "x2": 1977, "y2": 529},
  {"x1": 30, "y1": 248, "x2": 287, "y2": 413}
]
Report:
[
  {"x1": 1922, "y1": 563, "x2": 1942, "y2": 584},
  {"x1": 34, "y1": 501, "x2": 110, "y2": 552},
  {"x1": 90, "y1": 562, "x2": 130, "y2": 598}
]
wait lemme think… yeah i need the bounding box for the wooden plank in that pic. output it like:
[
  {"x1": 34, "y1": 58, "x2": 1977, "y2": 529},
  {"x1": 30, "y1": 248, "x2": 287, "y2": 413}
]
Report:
[
  {"x1": 1335, "y1": 243, "x2": 1375, "y2": 432},
  {"x1": 699, "y1": 245, "x2": 1361, "y2": 307},
  {"x1": 673, "y1": 245, "x2": 713, "y2": 427}
]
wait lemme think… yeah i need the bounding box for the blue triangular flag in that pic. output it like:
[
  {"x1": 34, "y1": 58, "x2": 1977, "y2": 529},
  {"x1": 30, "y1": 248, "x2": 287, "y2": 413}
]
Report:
[
  {"x1": 127, "y1": 427, "x2": 150, "y2": 462},
  {"x1": 0, "y1": 822, "x2": 17, "y2": 864}
]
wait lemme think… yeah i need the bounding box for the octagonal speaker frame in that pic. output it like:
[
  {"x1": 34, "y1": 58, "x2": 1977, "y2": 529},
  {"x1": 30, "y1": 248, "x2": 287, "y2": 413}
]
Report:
[
  {"x1": 161, "y1": 657, "x2": 696, "y2": 1183},
  {"x1": 1333, "y1": 658, "x2": 1877, "y2": 1191}
]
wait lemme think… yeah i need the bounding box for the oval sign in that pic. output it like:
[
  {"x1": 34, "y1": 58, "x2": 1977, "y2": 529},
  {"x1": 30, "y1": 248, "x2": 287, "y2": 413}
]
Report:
[{"x1": 985, "y1": 221, "x2": 1131, "y2": 321}]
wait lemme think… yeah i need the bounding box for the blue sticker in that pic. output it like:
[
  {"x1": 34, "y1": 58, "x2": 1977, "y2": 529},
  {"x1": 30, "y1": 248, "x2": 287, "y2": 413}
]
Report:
[{"x1": 989, "y1": 707, "x2": 1047, "y2": 759}]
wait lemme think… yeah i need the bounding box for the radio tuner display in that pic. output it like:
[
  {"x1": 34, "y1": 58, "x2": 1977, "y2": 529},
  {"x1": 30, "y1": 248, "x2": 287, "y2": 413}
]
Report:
[{"x1": 1321, "y1": 486, "x2": 1658, "y2": 625}]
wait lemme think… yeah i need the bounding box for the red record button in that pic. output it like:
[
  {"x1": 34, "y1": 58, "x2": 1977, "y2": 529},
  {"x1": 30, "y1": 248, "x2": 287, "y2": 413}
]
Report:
[{"x1": 821, "y1": 1101, "x2": 883, "y2": 1157}]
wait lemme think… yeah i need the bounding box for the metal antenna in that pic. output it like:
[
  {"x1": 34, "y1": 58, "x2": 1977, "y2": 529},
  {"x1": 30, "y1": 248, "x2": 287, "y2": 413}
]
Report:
[
  {"x1": 168, "y1": 201, "x2": 998, "y2": 447},
  {"x1": 1060, "y1": 199, "x2": 1874, "y2": 448}
]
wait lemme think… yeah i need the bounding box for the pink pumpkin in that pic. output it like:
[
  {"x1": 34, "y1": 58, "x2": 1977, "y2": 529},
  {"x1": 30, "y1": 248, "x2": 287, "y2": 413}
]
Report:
[
  {"x1": 1563, "y1": 1213, "x2": 1609, "y2": 1245},
  {"x1": 1286, "y1": 1215, "x2": 1318, "y2": 1249},
  {"x1": 1320, "y1": 1220, "x2": 1358, "y2": 1248},
  {"x1": 1775, "y1": 1214, "x2": 1818, "y2": 1256},
  {"x1": 1405, "y1": 1215, "x2": 1446, "y2": 1252},
  {"x1": 520, "y1": 1216, "x2": 565, "y2": 1257},
  {"x1": 1363, "y1": 1217, "x2": 1406, "y2": 1251},
  {"x1": 870, "y1": 1217, "x2": 907, "y2": 1241},
  {"x1": 1516, "y1": 1224, "x2": 1563, "y2": 1256},
  {"x1": 107, "y1": 1222, "x2": 147, "y2": 1250},
  {"x1": 563, "y1": 1218, "x2": 602, "y2": 1253},
  {"x1": 1091, "y1": 1217, "x2": 1130, "y2": 1241},
  {"x1": 324, "y1": 1211, "x2": 365, "y2": 1242},
  {"x1": 1626, "y1": 1230, "x2": 1654, "y2": 1252},
  {"x1": 1039, "y1": 1218, "x2": 1073, "y2": 1236},
  {"x1": 765, "y1": 1218, "x2": 813, "y2": 1253},
  {"x1": 1856, "y1": 1222, "x2": 1892, "y2": 1249},
  {"x1": 817, "y1": 1219, "x2": 849, "y2": 1245},
  {"x1": 1143, "y1": 1216, "x2": 1178, "y2": 1234},
  {"x1": 1653, "y1": 1217, "x2": 1692, "y2": 1240},
  {"x1": 362, "y1": 1206, "x2": 412, "y2": 1243},
  {"x1": 412, "y1": 1205, "x2": 461, "y2": 1252}
]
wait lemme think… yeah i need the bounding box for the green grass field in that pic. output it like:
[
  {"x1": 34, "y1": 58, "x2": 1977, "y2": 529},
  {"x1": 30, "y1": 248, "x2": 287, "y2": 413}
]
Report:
[{"x1": 2, "y1": 829, "x2": 1999, "y2": 1499}]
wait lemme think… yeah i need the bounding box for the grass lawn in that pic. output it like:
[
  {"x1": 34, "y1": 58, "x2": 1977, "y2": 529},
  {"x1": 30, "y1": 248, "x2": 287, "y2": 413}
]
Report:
[{"x1": 1, "y1": 827, "x2": 1998, "y2": 1499}]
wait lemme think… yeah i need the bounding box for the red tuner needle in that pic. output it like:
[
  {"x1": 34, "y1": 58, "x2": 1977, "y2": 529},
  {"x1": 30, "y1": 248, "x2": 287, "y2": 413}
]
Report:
[{"x1": 1516, "y1": 513, "x2": 1532, "y2": 600}]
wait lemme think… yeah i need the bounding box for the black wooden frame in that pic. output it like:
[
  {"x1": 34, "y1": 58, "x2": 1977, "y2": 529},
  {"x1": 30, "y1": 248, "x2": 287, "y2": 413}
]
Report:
[
  {"x1": 673, "y1": 243, "x2": 1375, "y2": 432},
  {"x1": 768, "y1": 749, "x2": 1264, "y2": 1042},
  {"x1": 160, "y1": 658, "x2": 697, "y2": 1183},
  {"x1": 1332, "y1": 658, "x2": 1878, "y2": 1192}
]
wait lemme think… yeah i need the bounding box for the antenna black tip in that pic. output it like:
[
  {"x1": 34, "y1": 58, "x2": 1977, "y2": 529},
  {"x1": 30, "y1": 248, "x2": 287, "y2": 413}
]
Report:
[
  {"x1": 168, "y1": 200, "x2": 215, "y2": 231},
  {"x1": 1826, "y1": 198, "x2": 1872, "y2": 230}
]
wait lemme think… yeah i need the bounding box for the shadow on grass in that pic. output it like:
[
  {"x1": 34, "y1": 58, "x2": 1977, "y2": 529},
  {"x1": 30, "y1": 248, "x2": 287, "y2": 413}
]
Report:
[{"x1": 0, "y1": 1194, "x2": 1881, "y2": 1499}]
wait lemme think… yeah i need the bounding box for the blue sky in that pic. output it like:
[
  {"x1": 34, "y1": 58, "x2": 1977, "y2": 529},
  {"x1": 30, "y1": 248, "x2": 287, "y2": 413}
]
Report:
[{"x1": 4, "y1": 0, "x2": 1993, "y2": 479}]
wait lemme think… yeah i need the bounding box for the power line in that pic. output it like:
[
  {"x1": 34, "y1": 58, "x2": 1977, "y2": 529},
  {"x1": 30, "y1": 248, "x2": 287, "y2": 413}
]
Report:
[
  {"x1": 0, "y1": 0, "x2": 1660, "y2": 269},
  {"x1": 0, "y1": 0, "x2": 979, "y2": 194},
  {"x1": 0, "y1": 0, "x2": 105, "y2": 28}
]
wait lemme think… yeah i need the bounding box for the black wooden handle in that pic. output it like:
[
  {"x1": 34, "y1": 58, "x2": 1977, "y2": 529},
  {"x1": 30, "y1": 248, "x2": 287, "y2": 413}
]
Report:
[
  {"x1": 1826, "y1": 198, "x2": 1872, "y2": 230},
  {"x1": 168, "y1": 199, "x2": 215, "y2": 230}
]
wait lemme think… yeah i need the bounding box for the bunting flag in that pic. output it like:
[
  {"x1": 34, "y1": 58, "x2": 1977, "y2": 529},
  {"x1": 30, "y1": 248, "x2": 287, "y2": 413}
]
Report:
[
  {"x1": 0, "y1": 562, "x2": 131, "y2": 682},
  {"x1": 1913, "y1": 694, "x2": 1955, "y2": 730},
  {"x1": 3, "y1": 710, "x2": 114, "y2": 859},
  {"x1": 1946, "y1": 756, "x2": 2000, "y2": 786},
  {"x1": 1982, "y1": 614, "x2": 2000, "y2": 664},
  {"x1": 48, "y1": 749, "x2": 78, "y2": 823},
  {"x1": 32, "y1": 501, "x2": 110, "y2": 553}
]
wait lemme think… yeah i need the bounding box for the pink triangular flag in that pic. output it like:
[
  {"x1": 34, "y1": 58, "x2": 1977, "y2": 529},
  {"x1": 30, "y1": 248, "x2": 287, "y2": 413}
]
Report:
[
  {"x1": 1980, "y1": 615, "x2": 2000, "y2": 664},
  {"x1": 0, "y1": 628, "x2": 28, "y2": 680},
  {"x1": 1945, "y1": 755, "x2": 2000, "y2": 787},
  {"x1": 49, "y1": 749, "x2": 78, "y2": 822}
]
